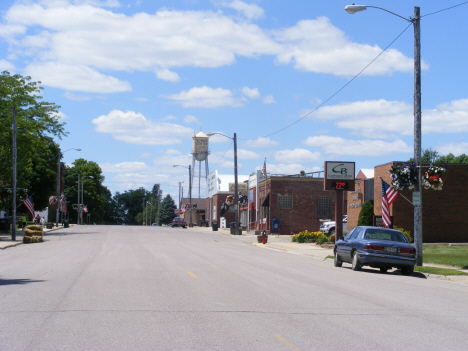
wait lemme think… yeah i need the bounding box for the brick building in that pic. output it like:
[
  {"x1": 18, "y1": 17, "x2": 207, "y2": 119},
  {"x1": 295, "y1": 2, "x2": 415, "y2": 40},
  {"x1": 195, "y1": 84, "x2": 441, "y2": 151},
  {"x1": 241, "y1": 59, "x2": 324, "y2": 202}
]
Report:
[
  {"x1": 347, "y1": 169, "x2": 374, "y2": 229},
  {"x1": 347, "y1": 162, "x2": 468, "y2": 243},
  {"x1": 205, "y1": 192, "x2": 238, "y2": 228},
  {"x1": 257, "y1": 172, "x2": 345, "y2": 234}
]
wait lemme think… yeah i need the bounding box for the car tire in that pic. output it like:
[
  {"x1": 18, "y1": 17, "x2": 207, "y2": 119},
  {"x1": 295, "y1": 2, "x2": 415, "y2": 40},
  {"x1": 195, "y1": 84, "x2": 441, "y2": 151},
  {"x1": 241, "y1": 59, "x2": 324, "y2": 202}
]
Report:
[
  {"x1": 352, "y1": 251, "x2": 361, "y2": 271},
  {"x1": 380, "y1": 267, "x2": 388, "y2": 274},
  {"x1": 401, "y1": 267, "x2": 414, "y2": 276},
  {"x1": 334, "y1": 251, "x2": 342, "y2": 267},
  {"x1": 329, "y1": 228, "x2": 335, "y2": 235}
]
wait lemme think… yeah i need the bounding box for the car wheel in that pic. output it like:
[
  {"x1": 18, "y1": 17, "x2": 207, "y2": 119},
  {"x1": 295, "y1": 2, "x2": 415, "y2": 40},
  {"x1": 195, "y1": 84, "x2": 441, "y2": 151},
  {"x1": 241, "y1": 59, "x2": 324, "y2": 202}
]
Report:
[
  {"x1": 351, "y1": 251, "x2": 361, "y2": 271},
  {"x1": 329, "y1": 228, "x2": 335, "y2": 235},
  {"x1": 334, "y1": 251, "x2": 342, "y2": 267},
  {"x1": 401, "y1": 267, "x2": 414, "y2": 276},
  {"x1": 380, "y1": 267, "x2": 388, "y2": 274}
]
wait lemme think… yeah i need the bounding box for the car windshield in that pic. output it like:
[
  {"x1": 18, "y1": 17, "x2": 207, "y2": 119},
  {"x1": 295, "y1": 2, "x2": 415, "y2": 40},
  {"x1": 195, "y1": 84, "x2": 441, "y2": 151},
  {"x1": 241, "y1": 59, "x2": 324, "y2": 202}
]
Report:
[{"x1": 362, "y1": 229, "x2": 408, "y2": 243}]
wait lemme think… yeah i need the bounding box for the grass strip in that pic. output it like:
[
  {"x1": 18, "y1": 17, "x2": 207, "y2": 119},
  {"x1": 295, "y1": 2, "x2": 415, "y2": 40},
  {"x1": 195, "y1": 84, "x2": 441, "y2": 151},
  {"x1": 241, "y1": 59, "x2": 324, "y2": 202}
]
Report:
[
  {"x1": 414, "y1": 266, "x2": 468, "y2": 276},
  {"x1": 423, "y1": 245, "x2": 468, "y2": 269}
]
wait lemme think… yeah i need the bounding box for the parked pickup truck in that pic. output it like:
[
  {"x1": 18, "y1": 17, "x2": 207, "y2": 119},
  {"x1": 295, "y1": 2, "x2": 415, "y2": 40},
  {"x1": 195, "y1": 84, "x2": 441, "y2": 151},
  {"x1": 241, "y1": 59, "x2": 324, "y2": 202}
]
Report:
[{"x1": 319, "y1": 216, "x2": 347, "y2": 235}]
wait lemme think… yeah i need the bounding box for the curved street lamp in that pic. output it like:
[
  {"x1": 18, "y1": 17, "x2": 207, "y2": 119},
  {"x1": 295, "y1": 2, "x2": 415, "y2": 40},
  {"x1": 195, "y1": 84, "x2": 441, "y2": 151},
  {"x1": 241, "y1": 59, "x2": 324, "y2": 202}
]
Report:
[
  {"x1": 174, "y1": 165, "x2": 192, "y2": 227},
  {"x1": 345, "y1": 4, "x2": 423, "y2": 265},
  {"x1": 206, "y1": 132, "x2": 239, "y2": 235}
]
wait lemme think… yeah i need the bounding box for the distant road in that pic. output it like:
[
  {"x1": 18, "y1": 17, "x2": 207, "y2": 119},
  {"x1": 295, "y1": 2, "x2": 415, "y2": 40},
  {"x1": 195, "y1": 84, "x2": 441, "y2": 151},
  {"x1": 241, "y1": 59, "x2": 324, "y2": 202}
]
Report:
[{"x1": 1, "y1": 225, "x2": 467, "y2": 351}]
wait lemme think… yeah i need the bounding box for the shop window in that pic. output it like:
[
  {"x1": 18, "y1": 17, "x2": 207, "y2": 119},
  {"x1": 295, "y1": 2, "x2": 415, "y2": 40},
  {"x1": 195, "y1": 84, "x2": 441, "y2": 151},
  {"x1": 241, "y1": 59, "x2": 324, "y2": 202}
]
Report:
[
  {"x1": 278, "y1": 195, "x2": 293, "y2": 209},
  {"x1": 318, "y1": 197, "x2": 332, "y2": 219}
]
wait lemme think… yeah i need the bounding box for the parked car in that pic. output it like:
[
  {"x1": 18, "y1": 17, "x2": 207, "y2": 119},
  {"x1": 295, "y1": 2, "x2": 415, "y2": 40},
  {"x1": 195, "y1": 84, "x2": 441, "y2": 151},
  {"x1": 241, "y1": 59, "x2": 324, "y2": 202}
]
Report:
[
  {"x1": 319, "y1": 216, "x2": 348, "y2": 235},
  {"x1": 172, "y1": 217, "x2": 187, "y2": 228},
  {"x1": 334, "y1": 226, "x2": 416, "y2": 275}
]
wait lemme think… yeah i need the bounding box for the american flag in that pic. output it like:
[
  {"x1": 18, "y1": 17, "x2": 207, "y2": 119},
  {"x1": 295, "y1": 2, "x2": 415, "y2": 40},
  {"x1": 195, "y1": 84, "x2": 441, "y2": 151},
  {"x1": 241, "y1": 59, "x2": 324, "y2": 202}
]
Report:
[
  {"x1": 23, "y1": 196, "x2": 35, "y2": 218},
  {"x1": 262, "y1": 158, "x2": 267, "y2": 179},
  {"x1": 381, "y1": 178, "x2": 399, "y2": 227},
  {"x1": 61, "y1": 200, "x2": 67, "y2": 215},
  {"x1": 83, "y1": 206, "x2": 88, "y2": 213}
]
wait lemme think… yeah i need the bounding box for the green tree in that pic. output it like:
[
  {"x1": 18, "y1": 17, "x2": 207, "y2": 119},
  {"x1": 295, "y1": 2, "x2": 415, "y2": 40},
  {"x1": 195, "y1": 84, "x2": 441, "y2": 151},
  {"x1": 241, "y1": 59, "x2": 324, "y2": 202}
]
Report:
[
  {"x1": 0, "y1": 71, "x2": 66, "y2": 213},
  {"x1": 114, "y1": 187, "x2": 152, "y2": 225},
  {"x1": 102, "y1": 188, "x2": 124, "y2": 224},
  {"x1": 159, "y1": 194, "x2": 177, "y2": 225},
  {"x1": 63, "y1": 159, "x2": 106, "y2": 224},
  {"x1": 435, "y1": 153, "x2": 468, "y2": 164},
  {"x1": 357, "y1": 201, "x2": 374, "y2": 226}
]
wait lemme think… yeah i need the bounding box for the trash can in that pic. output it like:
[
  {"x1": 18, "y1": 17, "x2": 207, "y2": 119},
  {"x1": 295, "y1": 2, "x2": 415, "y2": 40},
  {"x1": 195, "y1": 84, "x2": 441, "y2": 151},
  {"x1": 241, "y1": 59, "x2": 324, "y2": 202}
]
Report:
[
  {"x1": 230, "y1": 222, "x2": 242, "y2": 235},
  {"x1": 199, "y1": 219, "x2": 206, "y2": 227},
  {"x1": 64, "y1": 220, "x2": 69, "y2": 228},
  {"x1": 0, "y1": 218, "x2": 9, "y2": 231},
  {"x1": 212, "y1": 220, "x2": 218, "y2": 231}
]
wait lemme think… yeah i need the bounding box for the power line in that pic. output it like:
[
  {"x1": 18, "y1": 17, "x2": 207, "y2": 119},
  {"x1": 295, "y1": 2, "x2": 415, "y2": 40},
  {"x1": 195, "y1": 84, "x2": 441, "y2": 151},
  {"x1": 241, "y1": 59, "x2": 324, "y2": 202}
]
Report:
[
  {"x1": 209, "y1": 141, "x2": 233, "y2": 168},
  {"x1": 421, "y1": 1, "x2": 468, "y2": 18},
  {"x1": 241, "y1": 23, "x2": 412, "y2": 141}
]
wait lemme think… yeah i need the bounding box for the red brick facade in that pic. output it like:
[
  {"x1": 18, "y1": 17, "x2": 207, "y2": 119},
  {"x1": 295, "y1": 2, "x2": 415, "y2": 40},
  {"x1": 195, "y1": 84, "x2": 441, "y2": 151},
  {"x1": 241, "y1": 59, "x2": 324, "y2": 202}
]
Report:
[
  {"x1": 347, "y1": 162, "x2": 468, "y2": 243},
  {"x1": 257, "y1": 176, "x2": 345, "y2": 234},
  {"x1": 346, "y1": 178, "x2": 366, "y2": 229}
]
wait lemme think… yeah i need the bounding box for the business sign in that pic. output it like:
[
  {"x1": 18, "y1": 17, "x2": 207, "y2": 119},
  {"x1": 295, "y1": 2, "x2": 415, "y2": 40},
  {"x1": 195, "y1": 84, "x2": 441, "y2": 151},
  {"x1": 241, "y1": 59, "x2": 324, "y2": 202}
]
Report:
[
  {"x1": 229, "y1": 183, "x2": 248, "y2": 192},
  {"x1": 206, "y1": 170, "x2": 220, "y2": 198},
  {"x1": 324, "y1": 161, "x2": 355, "y2": 191}
]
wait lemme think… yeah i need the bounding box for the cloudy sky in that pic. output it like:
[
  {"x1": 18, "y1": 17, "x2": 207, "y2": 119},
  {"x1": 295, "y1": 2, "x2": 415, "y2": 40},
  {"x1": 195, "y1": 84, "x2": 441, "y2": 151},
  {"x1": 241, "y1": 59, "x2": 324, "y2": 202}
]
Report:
[{"x1": 2, "y1": 0, "x2": 468, "y2": 200}]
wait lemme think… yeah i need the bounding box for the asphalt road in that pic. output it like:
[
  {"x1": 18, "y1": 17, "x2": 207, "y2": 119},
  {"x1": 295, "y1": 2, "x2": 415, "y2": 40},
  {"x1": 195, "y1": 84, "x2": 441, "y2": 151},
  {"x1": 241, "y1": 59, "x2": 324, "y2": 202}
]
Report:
[{"x1": 1, "y1": 225, "x2": 467, "y2": 351}]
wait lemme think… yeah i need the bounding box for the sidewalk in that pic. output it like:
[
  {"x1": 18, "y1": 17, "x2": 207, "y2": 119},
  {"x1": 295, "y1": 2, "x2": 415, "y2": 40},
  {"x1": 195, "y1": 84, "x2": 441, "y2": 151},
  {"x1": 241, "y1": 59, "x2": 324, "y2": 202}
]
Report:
[{"x1": 0, "y1": 224, "x2": 67, "y2": 250}]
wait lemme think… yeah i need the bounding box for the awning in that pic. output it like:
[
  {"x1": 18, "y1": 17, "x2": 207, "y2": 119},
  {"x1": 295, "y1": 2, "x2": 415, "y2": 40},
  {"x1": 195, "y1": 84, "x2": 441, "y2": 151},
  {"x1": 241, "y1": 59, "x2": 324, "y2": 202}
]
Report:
[{"x1": 261, "y1": 194, "x2": 269, "y2": 207}]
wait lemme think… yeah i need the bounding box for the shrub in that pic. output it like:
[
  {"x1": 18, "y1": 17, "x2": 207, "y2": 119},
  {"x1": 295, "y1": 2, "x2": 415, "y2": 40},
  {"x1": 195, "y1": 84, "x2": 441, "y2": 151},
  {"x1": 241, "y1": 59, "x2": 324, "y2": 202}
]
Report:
[
  {"x1": 393, "y1": 226, "x2": 413, "y2": 243},
  {"x1": 291, "y1": 230, "x2": 323, "y2": 243},
  {"x1": 316, "y1": 233, "x2": 329, "y2": 245},
  {"x1": 358, "y1": 201, "x2": 374, "y2": 226}
]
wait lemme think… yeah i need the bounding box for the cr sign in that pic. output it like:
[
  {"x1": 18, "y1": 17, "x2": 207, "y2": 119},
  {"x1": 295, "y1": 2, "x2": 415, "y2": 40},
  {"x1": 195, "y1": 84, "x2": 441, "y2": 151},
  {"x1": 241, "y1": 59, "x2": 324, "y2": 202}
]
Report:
[{"x1": 325, "y1": 162, "x2": 355, "y2": 180}]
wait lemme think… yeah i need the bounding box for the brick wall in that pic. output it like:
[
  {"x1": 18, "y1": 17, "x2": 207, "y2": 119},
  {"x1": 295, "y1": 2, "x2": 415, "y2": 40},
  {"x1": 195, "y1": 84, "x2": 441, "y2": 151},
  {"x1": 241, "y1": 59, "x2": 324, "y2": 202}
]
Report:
[
  {"x1": 375, "y1": 162, "x2": 468, "y2": 243},
  {"x1": 258, "y1": 177, "x2": 343, "y2": 234},
  {"x1": 347, "y1": 178, "x2": 366, "y2": 230}
]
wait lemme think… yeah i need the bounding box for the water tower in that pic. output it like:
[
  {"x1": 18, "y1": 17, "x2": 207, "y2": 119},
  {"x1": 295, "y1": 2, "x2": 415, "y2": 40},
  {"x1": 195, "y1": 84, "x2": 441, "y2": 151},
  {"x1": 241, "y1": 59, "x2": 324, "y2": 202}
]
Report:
[{"x1": 191, "y1": 131, "x2": 210, "y2": 198}]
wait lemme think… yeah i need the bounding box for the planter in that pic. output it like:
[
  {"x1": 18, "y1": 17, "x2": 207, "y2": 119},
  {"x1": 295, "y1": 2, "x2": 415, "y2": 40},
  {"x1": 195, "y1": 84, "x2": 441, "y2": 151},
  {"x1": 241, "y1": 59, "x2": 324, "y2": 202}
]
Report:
[{"x1": 45, "y1": 223, "x2": 53, "y2": 229}]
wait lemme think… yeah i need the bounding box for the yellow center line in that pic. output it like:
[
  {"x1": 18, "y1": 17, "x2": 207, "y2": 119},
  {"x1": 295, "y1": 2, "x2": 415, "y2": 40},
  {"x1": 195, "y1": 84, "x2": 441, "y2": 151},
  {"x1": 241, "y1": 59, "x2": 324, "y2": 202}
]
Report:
[
  {"x1": 187, "y1": 271, "x2": 197, "y2": 278},
  {"x1": 272, "y1": 334, "x2": 302, "y2": 351}
]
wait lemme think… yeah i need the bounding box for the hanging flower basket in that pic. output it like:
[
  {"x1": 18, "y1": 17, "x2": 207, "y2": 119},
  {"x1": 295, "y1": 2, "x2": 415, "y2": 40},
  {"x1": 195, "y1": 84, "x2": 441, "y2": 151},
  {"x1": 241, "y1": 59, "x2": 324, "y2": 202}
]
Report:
[
  {"x1": 422, "y1": 165, "x2": 445, "y2": 190},
  {"x1": 389, "y1": 162, "x2": 418, "y2": 191}
]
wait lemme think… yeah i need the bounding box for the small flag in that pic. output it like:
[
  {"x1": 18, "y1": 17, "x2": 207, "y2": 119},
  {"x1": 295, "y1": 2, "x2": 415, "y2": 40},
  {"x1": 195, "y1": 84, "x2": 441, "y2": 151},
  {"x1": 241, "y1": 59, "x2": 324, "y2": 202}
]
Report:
[
  {"x1": 61, "y1": 200, "x2": 67, "y2": 215},
  {"x1": 83, "y1": 206, "x2": 88, "y2": 213},
  {"x1": 381, "y1": 179, "x2": 399, "y2": 227},
  {"x1": 23, "y1": 196, "x2": 35, "y2": 218},
  {"x1": 262, "y1": 158, "x2": 267, "y2": 179}
]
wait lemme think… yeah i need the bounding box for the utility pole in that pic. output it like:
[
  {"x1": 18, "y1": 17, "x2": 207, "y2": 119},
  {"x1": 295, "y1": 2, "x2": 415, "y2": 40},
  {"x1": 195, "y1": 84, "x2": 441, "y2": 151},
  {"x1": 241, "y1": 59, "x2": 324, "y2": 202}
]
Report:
[
  {"x1": 189, "y1": 166, "x2": 192, "y2": 227},
  {"x1": 156, "y1": 190, "x2": 162, "y2": 225},
  {"x1": 234, "y1": 133, "x2": 239, "y2": 235},
  {"x1": 12, "y1": 105, "x2": 17, "y2": 241},
  {"x1": 56, "y1": 148, "x2": 61, "y2": 227},
  {"x1": 77, "y1": 174, "x2": 80, "y2": 225}
]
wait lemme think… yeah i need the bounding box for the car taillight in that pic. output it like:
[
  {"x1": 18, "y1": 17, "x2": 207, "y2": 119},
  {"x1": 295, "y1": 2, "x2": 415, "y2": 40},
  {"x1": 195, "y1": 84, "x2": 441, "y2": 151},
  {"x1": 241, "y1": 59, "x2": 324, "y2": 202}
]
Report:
[
  {"x1": 400, "y1": 248, "x2": 416, "y2": 255},
  {"x1": 364, "y1": 244, "x2": 384, "y2": 251}
]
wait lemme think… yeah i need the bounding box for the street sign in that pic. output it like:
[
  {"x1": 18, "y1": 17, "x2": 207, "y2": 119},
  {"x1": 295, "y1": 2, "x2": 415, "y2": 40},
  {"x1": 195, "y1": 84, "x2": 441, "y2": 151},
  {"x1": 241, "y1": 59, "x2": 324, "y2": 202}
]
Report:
[{"x1": 412, "y1": 191, "x2": 421, "y2": 206}]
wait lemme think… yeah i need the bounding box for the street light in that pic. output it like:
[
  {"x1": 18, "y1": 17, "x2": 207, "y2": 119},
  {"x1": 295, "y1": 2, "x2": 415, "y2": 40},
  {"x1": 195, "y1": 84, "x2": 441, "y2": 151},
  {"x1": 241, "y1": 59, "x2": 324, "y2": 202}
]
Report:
[
  {"x1": 206, "y1": 132, "x2": 239, "y2": 235},
  {"x1": 345, "y1": 4, "x2": 423, "y2": 265},
  {"x1": 55, "y1": 147, "x2": 81, "y2": 227},
  {"x1": 173, "y1": 165, "x2": 192, "y2": 227}
]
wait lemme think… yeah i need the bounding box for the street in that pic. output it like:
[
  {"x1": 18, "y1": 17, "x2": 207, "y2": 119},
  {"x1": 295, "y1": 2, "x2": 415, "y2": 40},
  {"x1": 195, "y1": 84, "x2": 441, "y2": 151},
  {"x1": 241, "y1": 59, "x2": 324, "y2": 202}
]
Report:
[{"x1": 1, "y1": 225, "x2": 468, "y2": 351}]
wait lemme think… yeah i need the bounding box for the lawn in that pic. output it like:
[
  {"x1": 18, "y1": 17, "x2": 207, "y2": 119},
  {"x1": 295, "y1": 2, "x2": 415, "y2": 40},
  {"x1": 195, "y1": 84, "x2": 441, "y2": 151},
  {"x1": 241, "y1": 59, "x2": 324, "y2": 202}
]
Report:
[{"x1": 423, "y1": 245, "x2": 468, "y2": 269}]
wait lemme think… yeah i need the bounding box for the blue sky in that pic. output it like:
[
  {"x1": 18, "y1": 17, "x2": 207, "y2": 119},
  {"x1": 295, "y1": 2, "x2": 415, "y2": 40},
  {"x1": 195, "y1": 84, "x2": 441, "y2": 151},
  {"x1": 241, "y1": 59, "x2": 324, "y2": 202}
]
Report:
[{"x1": 2, "y1": 0, "x2": 468, "y2": 200}]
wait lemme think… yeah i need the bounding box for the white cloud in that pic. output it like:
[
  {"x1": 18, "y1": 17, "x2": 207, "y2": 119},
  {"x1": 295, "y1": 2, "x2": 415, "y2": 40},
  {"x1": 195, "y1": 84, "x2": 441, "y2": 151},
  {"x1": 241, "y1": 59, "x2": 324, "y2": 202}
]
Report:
[
  {"x1": 100, "y1": 161, "x2": 149, "y2": 173},
  {"x1": 155, "y1": 69, "x2": 180, "y2": 82},
  {"x1": 309, "y1": 98, "x2": 468, "y2": 137},
  {"x1": 92, "y1": 110, "x2": 194, "y2": 145},
  {"x1": 275, "y1": 148, "x2": 321, "y2": 163},
  {"x1": 0, "y1": 59, "x2": 15, "y2": 71},
  {"x1": 263, "y1": 163, "x2": 304, "y2": 175},
  {"x1": 160, "y1": 115, "x2": 177, "y2": 121},
  {"x1": 218, "y1": 1, "x2": 264, "y2": 20},
  {"x1": 183, "y1": 115, "x2": 200, "y2": 124},
  {"x1": 71, "y1": 0, "x2": 121, "y2": 7},
  {"x1": 63, "y1": 92, "x2": 90, "y2": 101},
  {"x1": 162, "y1": 86, "x2": 242, "y2": 108},
  {"x1": 244, "y1": 137, "x2": 279, "y2": 148},
  {"x1": 241, "y1": 87, "x2": 260, "y2": 99},
  {"x1": 165, "y1": 149, "x2": 181, "y2": 155},
  {"x1": 24, "y1": 62, "x2": 131, "y2": 93},
  {"x1": 263, "y1": 95, "x2": 276, "y2": 104},
  {"x1": 273, "y1": 17, "x2": 427, "y2": 76},
  {"x1": 304, "y1": 136, "x2": 412, "y2": 156},
  {"x1": 436, "y1": 142, "x2": 468, "y2": 156},
  {"x1": 134, "y1": 97, "x2": 148, "y2": 102},
  {"x1": 0, "y1": 3, "x2": 417, "y2": 96}
]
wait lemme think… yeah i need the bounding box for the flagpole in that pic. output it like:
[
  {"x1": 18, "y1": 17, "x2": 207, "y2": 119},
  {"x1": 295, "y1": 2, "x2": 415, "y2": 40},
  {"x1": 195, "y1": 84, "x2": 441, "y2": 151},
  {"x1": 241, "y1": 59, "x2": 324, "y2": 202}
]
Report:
[
  {"x1": 378, "y1": 176, "x2": 413, "y2": 206},
  {"x1": 12, "y1": 105, "x2": 17, "y2": 241}
]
